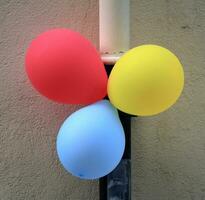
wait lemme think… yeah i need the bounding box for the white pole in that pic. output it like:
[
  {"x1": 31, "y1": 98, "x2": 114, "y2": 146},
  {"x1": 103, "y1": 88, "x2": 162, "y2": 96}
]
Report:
[
  {"x1": 99, "y1": 1, "x2": 131, "y2": 198},
  {"x1": 99, "y1": 0, "x2": 130, "y2": 64}
]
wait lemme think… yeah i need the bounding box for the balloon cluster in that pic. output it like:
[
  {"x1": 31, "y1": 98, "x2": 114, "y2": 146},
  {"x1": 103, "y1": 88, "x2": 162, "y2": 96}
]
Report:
[{"x1": 25, "y1": 29, "x2": 184, "y2": 179}]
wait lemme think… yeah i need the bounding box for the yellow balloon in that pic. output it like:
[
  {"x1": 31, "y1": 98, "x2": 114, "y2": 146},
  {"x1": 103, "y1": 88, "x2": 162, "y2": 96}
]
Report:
[{"x1": 108, "y1": 45, "x2": 184, "y2": 116}]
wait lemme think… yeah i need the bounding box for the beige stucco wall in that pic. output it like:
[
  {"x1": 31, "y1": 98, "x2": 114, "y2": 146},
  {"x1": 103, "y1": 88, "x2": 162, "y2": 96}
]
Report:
[{"x1": 0, "y1": 0, "x2": 205, "y2": 199}]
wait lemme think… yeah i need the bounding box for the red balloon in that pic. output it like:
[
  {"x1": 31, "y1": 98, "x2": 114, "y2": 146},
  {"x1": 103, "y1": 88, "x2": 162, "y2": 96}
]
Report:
[{"x1": 25, "y1": 29, "x2": 107, "y2": 104}]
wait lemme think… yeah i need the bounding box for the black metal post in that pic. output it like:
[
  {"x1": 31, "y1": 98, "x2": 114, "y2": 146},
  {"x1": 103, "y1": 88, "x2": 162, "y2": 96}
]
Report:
[{"x1": 100, "y1": 65, "x2": 131, "y2": 200}]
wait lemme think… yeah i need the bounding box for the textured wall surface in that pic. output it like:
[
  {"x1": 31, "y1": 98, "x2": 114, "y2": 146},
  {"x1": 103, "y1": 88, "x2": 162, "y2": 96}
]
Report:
[
  {"x1": 131, "y1": 0, "x2": 205, "y2": 200},
  {"x1": 0, "y1": 0, "x2": 205, "y2": 200}
]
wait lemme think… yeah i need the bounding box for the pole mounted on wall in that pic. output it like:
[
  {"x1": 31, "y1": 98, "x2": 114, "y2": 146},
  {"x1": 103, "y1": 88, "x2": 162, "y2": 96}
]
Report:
[
  {"x1": 99, "y1": 0, "x2": 131, "y2": 199},
  {"x1": 100, "y1": 0, "x2": 130, "y2": 65}
]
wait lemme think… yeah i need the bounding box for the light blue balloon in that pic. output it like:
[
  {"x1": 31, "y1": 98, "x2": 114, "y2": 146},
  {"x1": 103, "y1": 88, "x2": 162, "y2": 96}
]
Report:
[{"x1": 56, "y1": 100, "x2": 125, "y2": 180}]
